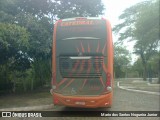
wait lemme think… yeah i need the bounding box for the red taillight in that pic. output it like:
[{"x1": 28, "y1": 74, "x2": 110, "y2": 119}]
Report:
[
  {"x1": 54, "y1": 98, "x2": 59, "y2": 104},
  {"x1": 106, "y1": 73, "x2": 111, "y2": 86},
  {"x1": 103, "y1": 73, "x2": 112, "y2": 93}
]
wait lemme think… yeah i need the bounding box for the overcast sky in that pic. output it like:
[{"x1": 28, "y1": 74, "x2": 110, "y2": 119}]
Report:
[
  {"x1": 102, "y1": 0, "x2": 146, "y2": 26},
  {"x1": 101, "y1": 0, "x2": 146, "y2": 62}
]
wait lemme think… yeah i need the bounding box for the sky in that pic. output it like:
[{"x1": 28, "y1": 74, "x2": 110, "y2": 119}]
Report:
[
  {"x1": 101, "y1": 0, "x2": 146, "y2": 62},
  {"x1": 102, "y1": 0, "x2": 145, "y2": 27}
]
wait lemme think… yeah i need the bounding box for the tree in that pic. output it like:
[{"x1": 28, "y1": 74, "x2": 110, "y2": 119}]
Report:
[
  {"x1": 113, "y1": 0, "x2": 159, "y2": 80},
  {"x1": 53, "y1": 0, "x2": 104, "y2": 19},
  {"x1": 0, "y1": 0, "x2": 105, "y2": 93},
  {"x1": 13, "y1": 0, "x2": 104, "y2": 22},
  {"x1": 147, "y1": 52, "x2": 160, "y2": 83},
  {"x1": 0, "y1": 23, "x2": 29, "y2": 65},
  {"x1": 0, "y1": 23, "x2": 30, "y2": 92},
  {"x1": 0, "y1": 0, "x2": 19, "y2": 16},
  {"x1": 132, "y1": 58, "x2": 144, "y2": 77},
  {"x1": 114, "y1": 43, "x2": 131, "y2": 78}
]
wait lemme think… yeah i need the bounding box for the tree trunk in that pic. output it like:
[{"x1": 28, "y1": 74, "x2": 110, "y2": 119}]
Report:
[
  {"x1": 143, "y1": 64, "x2": 147, "y2": 81},
  {"x1": 13, "y1": 79, "x2": 16, "y2": 93},
  {"x1": 31, "y1": 77, "x2": 34, "y2": 91},
  {"x1": 12, "y1": 71, "x2": 16, "y2": 93},
  {"x1": 140, "y1": 52, "x2": 147, "y2": 81},
  {"x1": 158, "y1": 59, "x2": 160, "y2": 84},
  {"x1": 22, "y1": 73, "x2": 27, "y2": 92}
]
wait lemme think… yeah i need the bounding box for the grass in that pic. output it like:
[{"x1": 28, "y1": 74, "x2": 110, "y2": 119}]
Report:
[{"x1": 0, "y1": 87, "x2": 53, "y2": 109}]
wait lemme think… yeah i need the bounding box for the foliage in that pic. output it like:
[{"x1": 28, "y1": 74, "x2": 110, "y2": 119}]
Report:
[
  {"x1": 0, "y1": 23, "x2": 29, "y2": 66},
  {"x1": 131, "y1": 58, "x2": 144, "y2": 77},
  {"x1": 15, "y1": 13, "x2": 52, "y2": 58},
  {"x1": 113, "y1": 0, "x2": 159, "y2": 42},
  {"x1": 53, "y1": 0, "x2": 105, "y2": 19},
  {"x1": 0, "y1": 0, "x2": 105, "y2": 93},
  {"x1": 113, "y1": 0, "x2": 159, "y2": 81},
  {"x1": 114, "y1": 43, "x2": 131, "y2": 78}
]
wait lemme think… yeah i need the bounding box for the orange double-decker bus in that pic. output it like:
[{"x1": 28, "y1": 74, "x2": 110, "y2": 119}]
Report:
[{"x1": 50, "y1": 17, "x2": 113, "y2": 108}]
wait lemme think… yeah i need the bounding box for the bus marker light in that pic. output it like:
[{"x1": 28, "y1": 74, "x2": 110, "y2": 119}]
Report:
[
  {"x1": 105, "y1": 103, "x2": 109, "y2": 106},
  {"x1": 66, "y1": 99, "x2": 70, "y2": 102}
]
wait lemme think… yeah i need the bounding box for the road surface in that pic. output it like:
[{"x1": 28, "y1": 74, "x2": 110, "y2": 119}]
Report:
[{"x1": 1, "y1": 81, "x2": 159, "y2": 120}]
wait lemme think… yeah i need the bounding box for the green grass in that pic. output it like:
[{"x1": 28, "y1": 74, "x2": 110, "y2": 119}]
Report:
[{"x1": 0, "y1": 88, "x2": 53, "y2": 109}]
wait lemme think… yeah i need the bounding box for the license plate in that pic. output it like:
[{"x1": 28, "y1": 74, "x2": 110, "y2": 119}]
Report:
[{"x1": 75, "y1": 101, "x2": 85, "y2": 105}]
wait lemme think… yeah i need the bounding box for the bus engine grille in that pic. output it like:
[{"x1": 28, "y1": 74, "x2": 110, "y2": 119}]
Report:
[{"x1": 59, "y1": 55, "x2": 104, "y2": 78}]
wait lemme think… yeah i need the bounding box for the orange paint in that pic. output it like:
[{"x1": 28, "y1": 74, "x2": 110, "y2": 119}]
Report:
[
  {"x1": 52, "y1": 21, "x2": 59, "y2": 85},
  {"x1": 51, "y1": 18, "x2": 113, "y2": 108},
  {"x1": 53, "y1": 92, "x2": 112, "y2": 108},
  {"x1": 106, "y1": 19, "x2": 114, "y2": 88},
  {"x1": 62, "y1": 79, "x2": 75, "y2": 90},
  {"x1": 80, "y1": 41, "x2": 85, "y2": 53},
  {"x1": 80, "y1": 60, "x2": 92, "y2": 90}
]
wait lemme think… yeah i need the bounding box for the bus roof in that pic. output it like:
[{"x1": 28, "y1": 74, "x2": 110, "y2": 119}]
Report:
[{"x1": 61, "y1": 17, "x2": 106, "y2": 21}]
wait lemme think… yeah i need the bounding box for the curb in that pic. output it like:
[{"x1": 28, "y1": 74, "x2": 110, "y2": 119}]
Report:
[
  {"x1": 147, "y1": 82, "x2": 160, "y2": 86},
  {"x1": 0, "y1": 104, "x2": 54, "y2": 111},
  {"x1": 117, "y1": 82, "x2": 160, "y2": 96}
]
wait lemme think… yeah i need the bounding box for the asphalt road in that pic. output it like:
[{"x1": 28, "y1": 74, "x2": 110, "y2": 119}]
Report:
[{"x1": 1, "y1": 81, "x2": 159, "y2": 120}]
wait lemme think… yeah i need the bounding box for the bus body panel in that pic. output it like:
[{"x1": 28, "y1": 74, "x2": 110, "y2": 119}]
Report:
[
  {"x1": 51, "y1": 17, "x2": 113, "y2": 108},
  {"x1": 53, "y1": 92, "x2": 112, "y2": 108}
]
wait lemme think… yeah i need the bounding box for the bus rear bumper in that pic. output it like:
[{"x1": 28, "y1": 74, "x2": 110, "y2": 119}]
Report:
[{"x1": 52, "y1": 92, "x2": 113, "y2": 108}]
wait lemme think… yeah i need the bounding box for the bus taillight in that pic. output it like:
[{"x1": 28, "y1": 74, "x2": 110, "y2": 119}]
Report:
[
  {"x1": 54, "y1": 98, "x2": 59, "y2": 104},
  {"x1": 106, "y1": 73, "x2": 111, "y2": 86},
  {"x1": 103, "y1": 73, "x2": 112, "y2": 93},
  {"x1": 105, "y1": 73, "x2": 112, "y2": 92}
]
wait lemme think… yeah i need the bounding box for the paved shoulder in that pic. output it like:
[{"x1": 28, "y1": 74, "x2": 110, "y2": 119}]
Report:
[{"x1": 116, "y1": 79, "x2": 160, "y2": 96}]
